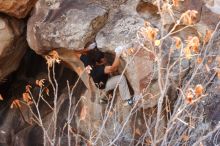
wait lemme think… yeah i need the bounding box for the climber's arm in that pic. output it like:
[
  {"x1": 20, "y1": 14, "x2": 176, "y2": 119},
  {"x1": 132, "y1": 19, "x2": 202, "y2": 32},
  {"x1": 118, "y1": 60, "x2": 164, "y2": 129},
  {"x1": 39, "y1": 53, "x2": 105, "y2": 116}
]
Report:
[
  {"x1": 75, "y1": 42, "x2": 96, "y2": 58},
  {"x1": 74, "y1": 49, "x2": 89, "y2": 58},
  {"x1": 74, "y1": 44, "x2": 96, "y2": 58},
  {"x1": 104, "y1": 55, "x2": 120, "y2": 74},
  {"x1": 104, "y1": 46, "x2": 126, "y2": 74}
]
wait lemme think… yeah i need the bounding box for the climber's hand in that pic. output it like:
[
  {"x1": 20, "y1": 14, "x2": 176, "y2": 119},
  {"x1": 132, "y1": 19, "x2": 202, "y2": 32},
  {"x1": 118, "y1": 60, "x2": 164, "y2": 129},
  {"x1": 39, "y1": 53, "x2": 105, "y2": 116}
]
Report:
[{"x1": 114, "y1": 46, "x2": 125, "y2": 56}]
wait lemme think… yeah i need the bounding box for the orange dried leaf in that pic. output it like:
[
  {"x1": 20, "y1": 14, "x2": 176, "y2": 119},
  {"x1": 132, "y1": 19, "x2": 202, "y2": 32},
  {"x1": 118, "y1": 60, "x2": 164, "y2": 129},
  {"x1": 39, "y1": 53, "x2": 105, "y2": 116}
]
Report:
[
  {"x1": 191, "y1": 37, "x2": 200, "y2": 53},
  {"x1": 23, "y1": 92, "x2": 32, "y2": 103},
  {"x1": 195, "y1": 84, "x2": 204, "y2": 97},
  {"x1": 181, "y1": 10, "x2": 198, "y2": 25},
  {"x1": 126, "y1": 48, "x2": 135, "y2": 56},
  {"x1": 173, "y1": 37, "x2": 182, "y2": 49},
  {"x1": 11, "y1": 99, "x2": 21, "y2": 109},
  {"x1": 25, "y1": 85, "x2": 32, "y2": 93},
  {"x1": 186, "y1": 92, "x2": 193, "y2": 104},
  {"x1": 45, "y1": 50, "x2": 61, "y2": 68},
  {"x1": 172, "y1": 0, "x2": 180, "y2": 7},
  {"x1": 186, "y1": 36, "x2": 200, "y2": 53},
  {"x1": 203, "y1": 30, "x2": 212, "y2": 44},
  {"x1": 143, "y1": 26, "x2": 158, "y2": 41},
  {"x1": 49, "y1": 50, "x2": 59, "y2": 59},
  {"x1": 36, "y1": 79, "x2": 45, "y2": 88},
  {"x1": 45, "y1": 88, "x2": 49, "y2": 96},
  {"x1": 0, "y1": 94, "x2": 3, "y2": 101}
]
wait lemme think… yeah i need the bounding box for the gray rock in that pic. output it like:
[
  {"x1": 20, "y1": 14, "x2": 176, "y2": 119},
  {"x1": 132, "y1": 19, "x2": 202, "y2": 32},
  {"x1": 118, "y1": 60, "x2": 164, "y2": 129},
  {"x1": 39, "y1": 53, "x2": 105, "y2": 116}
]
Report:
[{"x1": 27, "y1": 0, "x2": 108, "y2": 54}]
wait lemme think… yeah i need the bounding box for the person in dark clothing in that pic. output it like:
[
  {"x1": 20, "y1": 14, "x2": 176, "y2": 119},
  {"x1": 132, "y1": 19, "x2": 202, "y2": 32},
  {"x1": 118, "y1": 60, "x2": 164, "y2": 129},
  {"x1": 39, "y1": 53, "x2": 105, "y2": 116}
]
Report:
[
  {"x1": 76, "y1": 42, "x2": 133, "y2": 106},
  {"x1": 80, "y1": 49, "x2": 109, "y2": 89}
]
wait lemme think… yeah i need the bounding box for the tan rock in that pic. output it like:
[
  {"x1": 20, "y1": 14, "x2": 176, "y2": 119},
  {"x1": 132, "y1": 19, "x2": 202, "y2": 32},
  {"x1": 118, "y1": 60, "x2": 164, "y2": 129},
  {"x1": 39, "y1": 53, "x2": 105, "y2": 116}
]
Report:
[{"x1": 0, "y1": 0, "x2": 37, "y2": 18}]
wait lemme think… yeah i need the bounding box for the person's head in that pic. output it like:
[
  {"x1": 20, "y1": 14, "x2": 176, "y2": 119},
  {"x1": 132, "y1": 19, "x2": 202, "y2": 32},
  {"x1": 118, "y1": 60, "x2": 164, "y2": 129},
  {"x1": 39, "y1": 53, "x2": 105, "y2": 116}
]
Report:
[{"x1": 87, "y1": 49, "x2": 105, "y2": 65}]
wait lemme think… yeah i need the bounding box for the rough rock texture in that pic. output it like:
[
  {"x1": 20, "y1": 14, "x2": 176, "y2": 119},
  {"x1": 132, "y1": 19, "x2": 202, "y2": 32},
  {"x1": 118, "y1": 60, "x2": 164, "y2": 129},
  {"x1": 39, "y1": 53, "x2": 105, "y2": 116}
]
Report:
[
  {"x1": 197, "y1": 4, "x2": 220, "y2": 33},
  {"x1": 95, "y1": 1, "x2": 155, "y2": 109},
  {"x1": 96, "y1": 0, "x2": 144, "y2": 51},
  {"x1": 0, "y1": 0, "x2": 37, "y2": 18},
  {"x1": 27, "y1": 0, "x2": 107, "y2": 95},
  {"x1": 206, "y1": 0, "x2": 220, "y2": 14},
  {"x1": 27, "y1": 0, "x2": 108, "y2": 54},
  {"x1": 0, "y1": 15, "x2": 27, "y2": 82},
  {"x1": 1, "y1": 0, "x2": 220, "y2": 145}
]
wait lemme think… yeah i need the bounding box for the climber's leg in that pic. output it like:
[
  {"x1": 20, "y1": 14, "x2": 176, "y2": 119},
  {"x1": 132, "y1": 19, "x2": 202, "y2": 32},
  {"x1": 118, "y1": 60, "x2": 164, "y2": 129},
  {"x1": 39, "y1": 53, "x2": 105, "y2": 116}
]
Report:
[{"x1": 105, "y1": 75, "x2": 131, "y2": 100}]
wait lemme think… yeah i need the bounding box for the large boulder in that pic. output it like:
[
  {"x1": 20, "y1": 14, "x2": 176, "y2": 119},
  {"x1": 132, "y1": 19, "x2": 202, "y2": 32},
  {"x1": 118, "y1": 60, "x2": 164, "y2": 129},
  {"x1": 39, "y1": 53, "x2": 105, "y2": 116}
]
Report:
[
  {"x1": 3, "y1": 0, "x2": 220, "y2": 145},
  {"x1": 27, "y1": 0, "x2": 108, "y2": 54},
  {"x1": 96, "y1": 0, "x2": 159, "y2": 108},
  {"x1": 0, "y1": 0, "x2": 37, "y2": 18},
  {"x1": 96, "y1": 0, "x2": 153, "y2": 51},
  {"x1": 0, "y1": 15, "x2": 27, "y2": 82}
]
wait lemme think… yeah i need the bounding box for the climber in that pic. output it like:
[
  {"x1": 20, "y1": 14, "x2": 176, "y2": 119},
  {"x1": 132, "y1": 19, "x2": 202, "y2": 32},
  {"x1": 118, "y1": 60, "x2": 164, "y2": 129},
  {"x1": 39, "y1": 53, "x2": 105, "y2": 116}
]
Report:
[{"x1": 76, "y1": 42, "x2": 134, "y2": 106}]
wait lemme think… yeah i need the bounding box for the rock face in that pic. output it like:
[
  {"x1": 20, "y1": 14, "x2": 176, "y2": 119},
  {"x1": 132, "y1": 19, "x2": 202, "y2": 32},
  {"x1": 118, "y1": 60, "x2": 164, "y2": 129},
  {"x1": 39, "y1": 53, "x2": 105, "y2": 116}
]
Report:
[
  {"x1": 96, "y1": 0, "x2": 144, "y2": 51},
  {"x1": 0, "y1": 0, "x2": 37, "y2": 18},
  {"x1": 1, "y1": 0, "x2": 220, "y2": 145},
  {"x1": 96, "y1": 0, "x2": 157, "y2": 100},
  {"x1": 26, "y1": 0, "x2": 109, "y2": 95},
  {"x1": 27, "y1": 0, "x2": 108, "y2": 54},
  {"x1": 206, "y1": 0, "x2": 220, "y2": 14},
  {"x1": 0, "y1": 15, "x2": 27, "y2": 82}
]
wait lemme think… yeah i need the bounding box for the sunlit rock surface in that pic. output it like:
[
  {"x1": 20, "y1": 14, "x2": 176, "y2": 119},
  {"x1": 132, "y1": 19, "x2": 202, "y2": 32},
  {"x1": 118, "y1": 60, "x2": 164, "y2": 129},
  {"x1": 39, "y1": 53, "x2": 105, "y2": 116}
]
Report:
[
  {"x1": 27, "y1": 0, "x2": 108, "y2": 54},
  {"x1": 0, "y1": 0, "x2": 37, "y2": 18},
  {"x1": 0, "y1": 0, "x2": 220, "y2": 145}
]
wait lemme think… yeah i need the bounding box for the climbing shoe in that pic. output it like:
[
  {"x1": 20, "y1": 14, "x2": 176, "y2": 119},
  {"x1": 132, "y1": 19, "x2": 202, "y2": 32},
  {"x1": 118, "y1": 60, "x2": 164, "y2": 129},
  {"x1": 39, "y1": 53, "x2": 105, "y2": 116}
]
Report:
[{"x1": 123, "y1": 98, "x2": 134, "y2": 106}]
